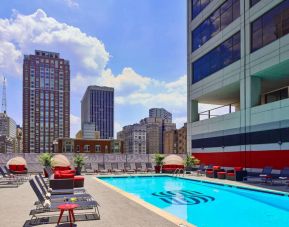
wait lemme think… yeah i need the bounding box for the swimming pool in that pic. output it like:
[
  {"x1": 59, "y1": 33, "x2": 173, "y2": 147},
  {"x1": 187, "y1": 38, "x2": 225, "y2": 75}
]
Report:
[{"x1": 98, "y1": 176, "x2": 289, "y2": 227}]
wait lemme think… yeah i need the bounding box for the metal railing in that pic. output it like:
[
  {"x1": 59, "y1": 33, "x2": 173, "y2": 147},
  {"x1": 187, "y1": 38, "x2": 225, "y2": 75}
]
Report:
[{"x1": 199, "y1": 102, "x2": 238, "y2": 120}]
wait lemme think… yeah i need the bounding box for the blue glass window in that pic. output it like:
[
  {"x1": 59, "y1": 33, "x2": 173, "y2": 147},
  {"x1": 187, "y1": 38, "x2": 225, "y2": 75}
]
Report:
[
  {"x1": 250, "y1": 0, "x2": 261, "y2": 7},
  {"x1": 192, "y1": 32, "x2": 240, "y2": 83},
  {"x1": 251, "y1": 0, "x2": 289, "y2": 52},
  {"x1": 192, "y1": 0, "x2": 240, "y2": 52},
  {"x1": 192, "y1": 0, "x2": 212, "y2": 20}
]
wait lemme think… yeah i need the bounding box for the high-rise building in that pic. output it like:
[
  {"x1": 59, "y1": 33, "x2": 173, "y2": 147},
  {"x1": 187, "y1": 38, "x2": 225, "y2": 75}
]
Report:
[
  {"x1": 164, "y1": 123, "x2": 187, "y2": 154},
  {"x1": 140, "y1": 117, "x2": 176, "y2": 154},
  {"x1": 187, "y1": 0, "x2": 289, "y2": 168},
  {"x1": 121, "y1": 124, "x2": 146, "y2": 154},
  {"x1": 23, "y1": 50, "x2": 70, "y2": 153},
  {"x1": 81, "y1": 86, "x2": 114, "y2": 139},
  {"x1": 16, "y1": 125, "x2": 23, "y2": 153},
  {"x1": 149, "y1": 108, "x2": 172, "y2": 122},
  {"x1": 0, "y1": 112, "x2": 16, "y2": 138}
]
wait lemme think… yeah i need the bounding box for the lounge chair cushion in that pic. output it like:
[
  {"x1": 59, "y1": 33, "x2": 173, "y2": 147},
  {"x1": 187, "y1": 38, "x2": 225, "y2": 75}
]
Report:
[
  {"x1": 43, "y1": 199, "x2": 51, "y2": 208},
  {"x1": 59, "y1": 170, "x2": 76, "y2": 175},
  {"x1": 54, "y1": 171, "x2": 74, "y2": 179},
  {"x1": 9, "y1": 165, "x2": 17, "y2": 171},
  {"x1": 74, "y1": 176, "x2": 84, "y2": 188},
  {"x1": 54, "y1": 166, "x2": 71, "y2": 172},
  {"x1": 234, "y1": 167, "x2": 243, "y2": 171},
  {"x1": 213, "y1": 166, "x2": 221, "y2": 170},
  {"x1": 74, "y1": 176, "x2": 84, "y2": 181},
  {"x1": 206, "y1": 170, "x2": 213, "y2": 174},
  {"x1": 227, "y1": 173, "x2": 235, "y2": 176},
  {"x1": 217, "y1": 172, "x2": 226, "y2": 175}
]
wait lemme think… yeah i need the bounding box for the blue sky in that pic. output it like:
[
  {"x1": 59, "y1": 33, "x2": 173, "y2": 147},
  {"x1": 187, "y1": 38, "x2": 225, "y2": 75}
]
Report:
[{"x1": 0, "y1": 0, "x2": 187, "y2": 137}]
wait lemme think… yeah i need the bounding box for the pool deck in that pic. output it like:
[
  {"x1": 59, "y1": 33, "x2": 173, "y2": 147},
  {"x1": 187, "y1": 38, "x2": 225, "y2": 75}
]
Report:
[{"x1": 0, "y1": 173, "x2": 288, "y2": 227}]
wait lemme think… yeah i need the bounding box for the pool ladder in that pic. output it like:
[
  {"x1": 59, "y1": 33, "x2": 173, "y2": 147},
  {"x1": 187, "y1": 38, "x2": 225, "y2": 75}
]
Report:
[{"x1": 173, "y1": 168, "x2": 184, "y2": 177}]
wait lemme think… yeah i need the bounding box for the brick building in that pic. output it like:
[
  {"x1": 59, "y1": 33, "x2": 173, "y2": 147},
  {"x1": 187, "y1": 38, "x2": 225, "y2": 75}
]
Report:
[{"x1": 23, "y1": 50, "x2": 70, "y2": 152}]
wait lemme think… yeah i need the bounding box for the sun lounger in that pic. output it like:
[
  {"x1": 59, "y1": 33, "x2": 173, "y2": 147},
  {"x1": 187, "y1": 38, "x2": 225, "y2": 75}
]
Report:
[
  {"x1": 274, "y1": 167, "x2": 289, "y2": 184},
  {"x1": 97, "y1": 163, "x2": 109, "y2": 174},
  {"x1": 111, "y1": 163, "x2": 123, "y2": 174},
  {"x1": 135, "y1": 163, "x2": 145, "y2": 173},
  {"x1": 145, "y1": 163, "x2": 154, "y2": 172},
  {"x1": 84, "y1": 163, "x2": 95, "y2": 174},
  {"x1": 124, "y1": 163, "x2": 135, "y2": 173},
  {"x1": 29, "y1": 179, "x2": 100, "y2": 224}
]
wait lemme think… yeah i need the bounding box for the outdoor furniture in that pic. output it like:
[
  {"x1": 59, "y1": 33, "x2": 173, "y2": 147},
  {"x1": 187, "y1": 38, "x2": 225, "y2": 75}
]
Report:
[
  {"x1": 124, "y1": 163, "x2": 135, "y2": 173},
  {"x1": 135, "y1": 163, "x2": 145, "y2": 173},
  {"x1": 111, "y1": 163, "x2": 123, "y2": 174},
  {"x1": 84, "y1": 163, "x2": 95, "y2": 174},
  {"x1": 145, "y1": 163, "x2": 154, "y2": 172},
  {"x1": 97, "y1": 163, "x2": 109, "y2": 174},
  {"x1": 196, "y1": 163, "x2": 205, "y2": 176},
  {"x1": 226, "y1": 167, "x2": 247, "y2": 181},
  {"x1": 29, "y1": 180, "x2": 100, "y2": 224},
  {"x1": 259, "y1": 166, "x2": 273, "y2": 183},
  {"x1": 74, "y1": 176, "x2": 85, "y2": 188},
  {"x1": 162, "y1": 164, "x2": 184, "y2": 173},
  {"x1": 57, "y1": 203, "x2": 79, "y2": 227},
  {"x1": 217, "y1": 171, "x2": 226, "y2": 179},
  {"x1": 275, "y1": 167, "x2": 289, "y2": 184}
]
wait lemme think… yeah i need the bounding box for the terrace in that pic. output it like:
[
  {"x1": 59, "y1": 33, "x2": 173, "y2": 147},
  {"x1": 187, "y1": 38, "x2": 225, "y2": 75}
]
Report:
[{"x1": 0, "y1": 155, "x2": 289, "y2": 227}]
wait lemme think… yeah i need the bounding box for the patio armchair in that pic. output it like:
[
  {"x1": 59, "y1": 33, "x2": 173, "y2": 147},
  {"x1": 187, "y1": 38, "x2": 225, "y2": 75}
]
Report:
[
  {"x1": 275, "y1": 167, "x2": 289, "y2": 184},
  {"x1": 206, "y1": 166, "x2": 224, "y2": 178},
  {"x1": 226, "y1": 167, "x2": 247, "y2": 181}
]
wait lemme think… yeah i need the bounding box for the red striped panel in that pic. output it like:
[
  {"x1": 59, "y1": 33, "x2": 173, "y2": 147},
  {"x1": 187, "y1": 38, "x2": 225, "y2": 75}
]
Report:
[{"x1": 193, "y1": 150, "x2": 289, "y2": 169}]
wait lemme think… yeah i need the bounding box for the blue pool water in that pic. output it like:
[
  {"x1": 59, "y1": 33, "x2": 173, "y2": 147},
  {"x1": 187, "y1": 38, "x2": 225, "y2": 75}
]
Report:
[{"x1": 98, "y1": 176, "x2": 289, "y2": 227}]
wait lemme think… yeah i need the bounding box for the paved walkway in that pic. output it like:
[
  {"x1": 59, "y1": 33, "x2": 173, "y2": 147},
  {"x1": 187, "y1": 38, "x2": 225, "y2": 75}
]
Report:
[
  {"x1": 0, "y1": 175, "x2": 177, "y2": 227},
  {"x1": 0, "y1": 173, "x2": 288, "y2": 227}
]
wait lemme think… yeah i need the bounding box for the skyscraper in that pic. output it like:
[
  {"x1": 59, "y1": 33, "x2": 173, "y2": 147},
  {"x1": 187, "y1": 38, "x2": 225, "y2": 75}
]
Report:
[
  {"x1": 149, "y1": 108, "x2": 172, "y2": 122},
  {"x1": 23, "y1": 50, "x2": 70, "y2": 153},
  {"x1": 81, "y1": 86, "x2": 114, "y2": 139}
]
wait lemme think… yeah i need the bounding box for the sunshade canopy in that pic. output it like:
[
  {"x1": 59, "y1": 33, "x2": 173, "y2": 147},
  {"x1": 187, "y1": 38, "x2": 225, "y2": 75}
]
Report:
[
  {"x1": 7, "y1": 156, "x2": 27, "y2": 166},
  {"x1": 51, "y1": 154, "x2": 71, "y2": 167},
  {"x1": 163, "y1": 154, "x2": 184, "y2": 165}
]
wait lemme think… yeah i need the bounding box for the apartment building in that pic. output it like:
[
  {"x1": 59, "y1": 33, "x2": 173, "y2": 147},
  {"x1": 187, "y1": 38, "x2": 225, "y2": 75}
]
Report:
[{"x1": 187, "y1": 0, "x2": 289, "y2": 169}]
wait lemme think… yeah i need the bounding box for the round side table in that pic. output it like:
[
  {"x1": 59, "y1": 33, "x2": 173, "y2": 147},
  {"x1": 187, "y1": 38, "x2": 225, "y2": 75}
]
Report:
[{"x1": 57, "y1": 203, "x2": 79, "y2": 227}]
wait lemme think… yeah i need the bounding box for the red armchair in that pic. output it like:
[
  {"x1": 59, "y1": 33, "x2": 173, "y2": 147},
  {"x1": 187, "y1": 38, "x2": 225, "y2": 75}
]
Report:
[{"x1": 226, "y1": 167, "x2": 247, "y2": 181}]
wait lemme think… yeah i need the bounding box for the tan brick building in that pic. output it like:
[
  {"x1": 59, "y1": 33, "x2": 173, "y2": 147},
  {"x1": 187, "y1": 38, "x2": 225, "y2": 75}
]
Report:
[{"x1": 164, "y1": 123, "x2": 187, "y2": 154}]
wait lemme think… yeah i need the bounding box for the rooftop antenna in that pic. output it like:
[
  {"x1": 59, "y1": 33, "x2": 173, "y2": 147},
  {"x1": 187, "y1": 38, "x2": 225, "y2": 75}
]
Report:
[{"x1": 1, "y1": 76, "x2": 7, "y2": 114}]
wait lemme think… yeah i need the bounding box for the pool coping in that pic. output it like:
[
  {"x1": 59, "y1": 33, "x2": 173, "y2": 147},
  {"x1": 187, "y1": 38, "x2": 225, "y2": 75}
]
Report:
[{"x1": 94, "y1": 175, "x2": 196, "y2": 227}]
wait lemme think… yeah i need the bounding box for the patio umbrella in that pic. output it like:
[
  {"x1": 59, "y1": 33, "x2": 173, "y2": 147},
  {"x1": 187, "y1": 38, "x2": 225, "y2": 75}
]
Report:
[
  {"x1": 163, "y1": 154, "x2": 183, "y2": 165},
  {"x1": 51, "y1": 154, "x2": 71, "y2": 167},
  {"x1": 6, "y1": 156, "x2": 27, "y2": 167}
]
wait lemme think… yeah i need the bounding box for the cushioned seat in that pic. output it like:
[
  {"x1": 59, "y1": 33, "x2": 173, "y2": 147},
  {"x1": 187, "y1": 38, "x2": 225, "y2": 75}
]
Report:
[
  {"x1": 226, "y1": 167, "x2": 247, "y2": 181},
  {"x1": 217, "y1": 171, "x2": 226, "y2": 179},
  {"x1": 162, "y1": 164, "x2": 184, "y2": 173},
  {"x1": 74, "y1": 176, "x2": 84, "y2": 188},
  {"x1": 206, "y1": 170, "x2": 214, "y2": 178}
]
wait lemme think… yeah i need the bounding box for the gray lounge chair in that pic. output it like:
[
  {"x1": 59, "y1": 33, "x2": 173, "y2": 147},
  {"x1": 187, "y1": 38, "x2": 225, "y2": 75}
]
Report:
[
  {"x1": 111, "y1": 163, "x2": 123, "y2": 174},
  {"x1": 97, "y1": 163, "x2": 109, "y2": 174},
  {"x1": 34, "y1": 176, "x2": 91, "y2": 202},
  {"x1": 124, "y1": 163, "x2": 135, "y2": 174},
  {"x1": 135, "y1": 163, "x2": 145, "y2": 173},
  {"x1": 276, "y1": 167, "x2": 289, "y2": 184},
  {"x1": 29, "y1": 179, "x2": 100, "y2": 224},
  {"x1": 145, "y1": 163, "x2": 154, "y2": 172},
  {"x1": 84, "y1": 163, "x2": 95, "y2": 174}
]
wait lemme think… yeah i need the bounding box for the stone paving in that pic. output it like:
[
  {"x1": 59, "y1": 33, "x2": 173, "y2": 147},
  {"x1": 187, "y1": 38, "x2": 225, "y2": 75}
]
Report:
[{"x1": 0, "y1": 173, "x2": 288, "y2": 227}]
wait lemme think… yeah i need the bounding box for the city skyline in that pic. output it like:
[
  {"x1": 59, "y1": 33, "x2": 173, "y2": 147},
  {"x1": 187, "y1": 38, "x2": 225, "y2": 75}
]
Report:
[{"x1": 0, "y1": 0, "x2": 188, "y2": 137}]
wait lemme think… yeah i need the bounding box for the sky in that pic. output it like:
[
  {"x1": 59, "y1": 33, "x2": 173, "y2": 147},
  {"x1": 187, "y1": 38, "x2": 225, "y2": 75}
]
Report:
[{"x1": 0, "y1": 0, "x2": 188, "y2": 137}]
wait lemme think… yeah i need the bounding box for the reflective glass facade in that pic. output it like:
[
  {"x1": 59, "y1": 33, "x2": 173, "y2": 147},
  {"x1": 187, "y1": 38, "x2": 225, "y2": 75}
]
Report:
[
  {"x1": 251, "y1": 0, "x2": 289, "y2": 52},
  {"x1": 192, "y1": 0, "x2": 212, "y2": 19},
  {"x1": 192, "y1": 32, "x2": 240, "y2": 83},
  {"x1": 250, "y1": 0, "x2": 261, "y2": 7},
  {"x1": 192, "y1": 0, "x2": 240, "y2": 52}
]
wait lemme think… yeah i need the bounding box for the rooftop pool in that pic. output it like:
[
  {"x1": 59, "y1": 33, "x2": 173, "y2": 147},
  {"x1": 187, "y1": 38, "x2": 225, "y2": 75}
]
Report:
[{"x1": 97, "y1": 176, "x2": 289, "y2": 227}]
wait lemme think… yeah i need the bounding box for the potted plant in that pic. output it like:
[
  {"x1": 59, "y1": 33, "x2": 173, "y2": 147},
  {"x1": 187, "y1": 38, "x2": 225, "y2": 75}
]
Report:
[
  {"x1": 153, "y1": 153, "x2": 165, "y2": 173},
  {"x1": 184, "y1": 155, "x2": 200, "y2": 173},
  {"x1": 38, "y1": 152, "x2": 53, "y2": 177},
  {"x1": 74, "y1": 154, "x2": 85, "y2": 175}
]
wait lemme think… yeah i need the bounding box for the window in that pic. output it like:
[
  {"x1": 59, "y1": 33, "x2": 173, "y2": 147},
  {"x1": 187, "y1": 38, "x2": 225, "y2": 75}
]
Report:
[
  {"x1": 250, "y1": 0, "x2": 261, "y2": 7},
  {"x1": 95, "y1": 145, "x2": 101, "y2": 152},
  {"x1": 251, "y1": 0, "x2": 289, "y2": 52},
  {"x1": 192, "y1": 0, "x2": 212, "y2": 20},
  {"x1": 192, "y1": 32, "x2": 240, "y2": 83},
  {"x1": 192, "y1": 0, "x2": 240, "y2": 52},
  {"x1": 265, "y1": 88, "x2": 288, "y2": 104},
  {"x1": 84, "y1": 145, "x2": 90, "y2": 152}
]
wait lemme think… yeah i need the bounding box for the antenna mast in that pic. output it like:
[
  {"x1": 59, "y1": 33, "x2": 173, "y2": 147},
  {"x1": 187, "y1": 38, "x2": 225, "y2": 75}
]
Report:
[{"x1": 1, "y1": 76, "x2": 7, "y2": 114}]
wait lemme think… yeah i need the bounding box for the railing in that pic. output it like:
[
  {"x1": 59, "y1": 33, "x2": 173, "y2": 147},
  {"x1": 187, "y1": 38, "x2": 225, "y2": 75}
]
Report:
[
  {"x1": 199, "y1": 103, "x2": 237, "y2": 120},
  {"x1": 173, "y1": 168, "x2": 184, "y2": 177}
]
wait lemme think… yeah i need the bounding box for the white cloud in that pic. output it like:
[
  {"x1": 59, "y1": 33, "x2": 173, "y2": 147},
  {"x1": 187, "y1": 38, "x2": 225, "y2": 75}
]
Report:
[
  {"x1": 63, "y1": 0, "x2": 79, "y2": 8},
  {"x1": 70, "y1": 114, "x2": 81, "y2": 137},
  {"x1": 0, "y1": 9, "x2": 188, "y2": 136},
  {"x1": 0, "y1": 9, "x2": 109, "y2": 77}
]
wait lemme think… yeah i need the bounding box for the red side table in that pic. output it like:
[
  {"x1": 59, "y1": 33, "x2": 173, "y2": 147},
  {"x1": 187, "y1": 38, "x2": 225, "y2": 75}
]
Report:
[{"x1": 57, "y1": 203, "x2": 79, "y2": 227}]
